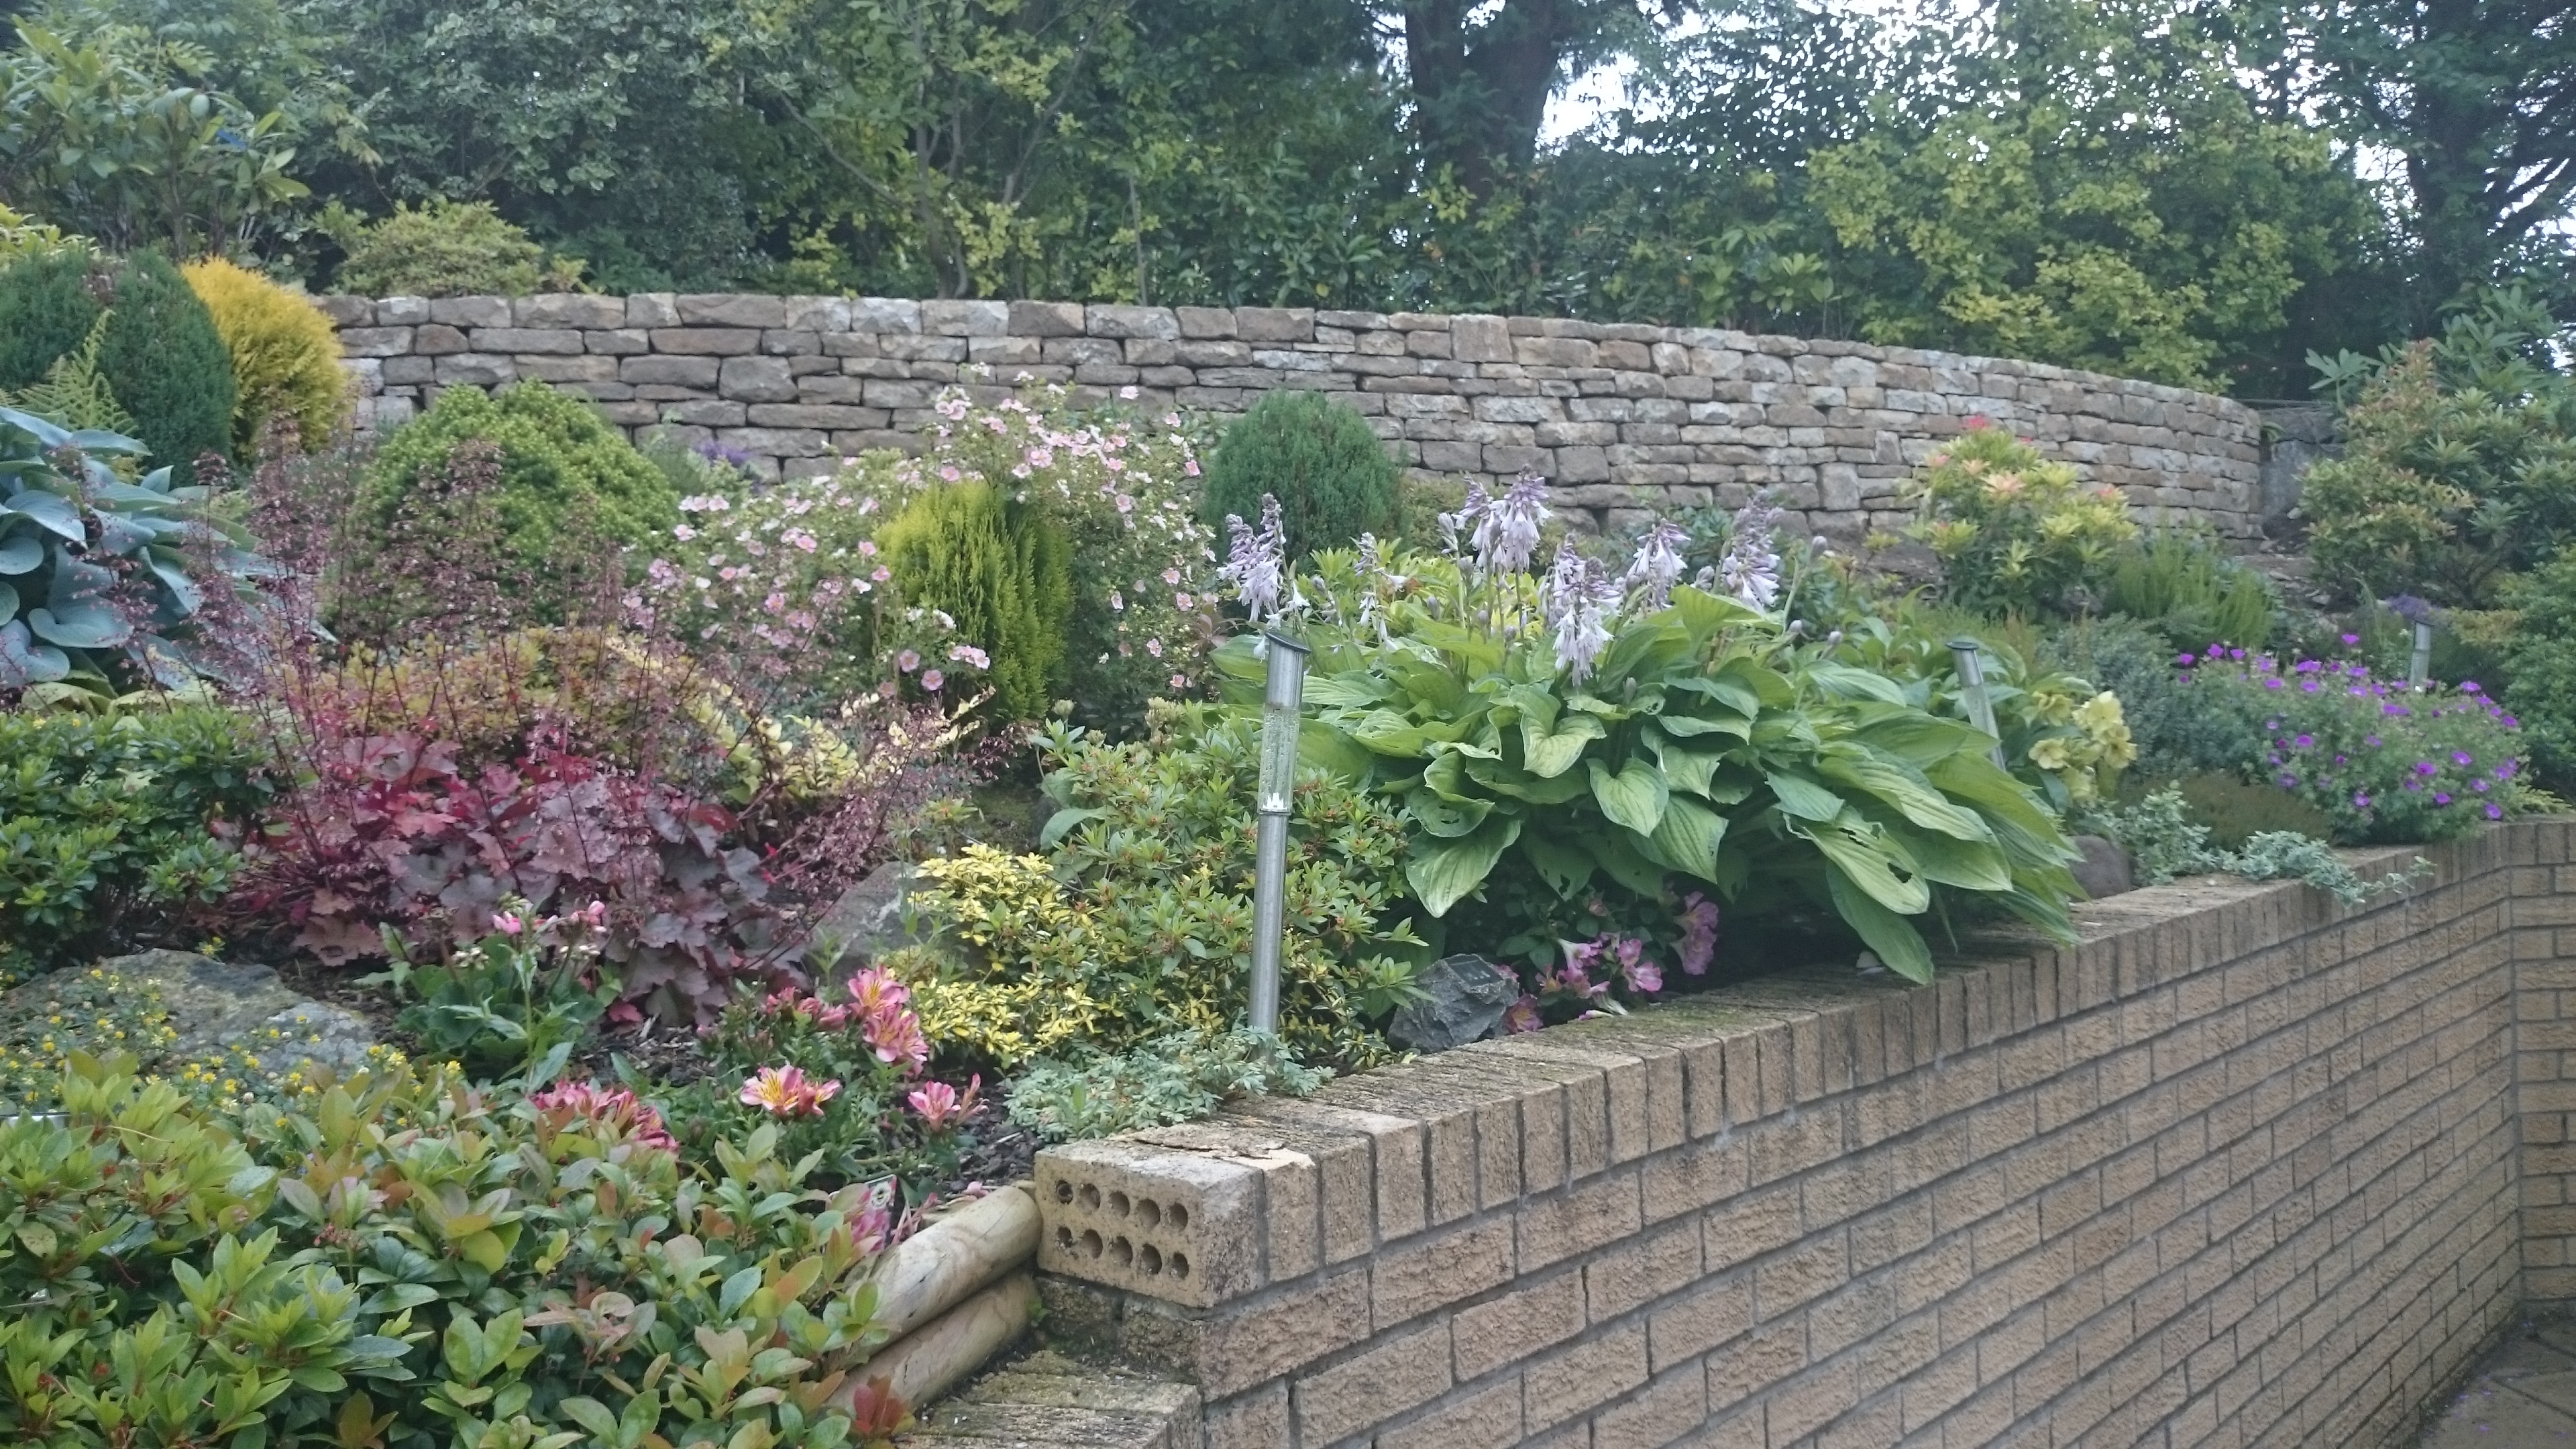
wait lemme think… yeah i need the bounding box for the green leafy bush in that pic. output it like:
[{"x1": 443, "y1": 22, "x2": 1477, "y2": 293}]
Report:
[
  {"x1": 878, "y1": 480, "x2": 1069, "y2": 720},
  {"x1": 0, "y1": 706, "x2": 270, "y2": 978},
  {"x1": 366, "y1": 902, "x2": 613, "y2": 1079},
  {"x1": 1258, "y1": 523, "x2": 2082, "y2": 987},
  {"x1": 1904, "y1": 420, "x2": 2137, "y2": 616},
  {"x1": 2081, "y1": 786, "x2": 2428, "y2": 906},
  {"x1": 922, "y1": 389, "x2": 1220, "y2": 734},
  {"x1": 2303, "y1": 343, "x2": 2576, "y2": 606},
  {"x1": 0, "y1": 1053, "x2": 906, "y2": 1449},
  {"x1": 2506, "y1": 547, "x2": 2576, "y2": 793},
  {"x1": 1008, "y1": 1028, "x2": 1326, "y2": 1143},
  {"x1": 0, "y1": 409, "x2": 276, "y2": 698},
  {"x1": 901, "y1": 707, "x2": 1425, "y2": 1071},
  {"x1": 341, "y1": 383, "x2": 679, "y2": 633},
  {"x1": 326, "y1": 198, "x2": 583, "y2": 298},
  {"x1": 1203, "y1": 390, "x2": 1401, "y2": 559},
  {"x1": 2102, "y1": 530, "x2": 2275, "y2": 652},
  {"x1": 0, "y1": 250, "x2": 237, "y2": 480},
  {"x1": 2041, "y1": 616, "x2": 2259, "y2": 780}
]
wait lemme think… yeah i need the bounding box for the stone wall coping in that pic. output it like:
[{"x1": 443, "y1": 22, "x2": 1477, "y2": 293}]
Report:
[{"x1": 1029, "y1": 836, "x2": 2489, "y2": 1314}]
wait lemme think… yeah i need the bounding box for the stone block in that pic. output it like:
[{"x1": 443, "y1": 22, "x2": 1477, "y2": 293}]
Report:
[
  {"x1": 1089, "y1": 304, "x2": 1179, "y2": 340},
  {"x1": 782, "y1": 296, "x2": 851, "y2": 331},
  {"x1": 427, "y1": 295, "x2": 511, "y2": 328},
  {"x1": 513, "y1": 294, "x2": 626, "y2": 329},
  {"x1": 337, "y1": 327, "x2": 414, "y2": 358},
  {"x1": 1454, "y1": 315, "x2": 1514, "y2": 363},
  {"x1": 432, "y1": 354, "x2": 515, "y2": 386},
  {"x1": 377, "y1": 296, "x2": 432, "y2": 325},
  {"x1": 314, "y1": 295, "x2": 374, "y2": 326},
  {"x1": 650, "y1": 328, "x2": 763, "y2": 356},
  {"x1": 677, "y1": 294, "x2": 787, "y2": 328},
  {"x1": 718, "y1": 356, "x2": 798, "y2": 402},
  {"x1": 472, "y1": 327, "x2": 584, "y2": 355},
  {"x1": 588, "y1": 329, "x2": 651, "y2": 356},
  {"x1": 713, "y1": 426, "x2": 828, "y2": 455},
  {"x1": 1008, "y1": 300, "x2": 1085, "y2": 335},
  {"x1": 922, "y1": 299, "x2": 1009, "y2": 335},
  {"x1": 747, "y1": 404, "x2": 879, "y2": 429},
  {"x1": 1234, "y1": 307, "x2": 1314, "y2": 343},
  {"x1": 622, "y1": 356, "x2": 722, "y2": 388},
  {"x1": 627, "y1": 293, "x2": 681, "y2": 327},
  {"x1": 852, "y1": 297, "x2": 922, "y2": 333},
  {"x1": 412, "y1": 324, "x2": 469, "y2": 356},
  {"x1": 1036, "y1": 1140, "x2": 1265, "y2": 1308},
  {"x1": 514, "y1": 354, "x2": 616, "y2": 383},
  {"x1": 761, "y1": 329, "x2": 821, "y2": 356},
  {"x1": 661, "y1": 400, "x2": 745, "y2": 426},
  {"x1": 1176, "y1": 306, "x2": 1235, "y2": 339},
  {"x1": 381, "y1": 356, "x2": 435, "y2": 385}
]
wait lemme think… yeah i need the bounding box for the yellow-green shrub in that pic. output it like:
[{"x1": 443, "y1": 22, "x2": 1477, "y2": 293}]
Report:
[{"x1": 182, "y1": 256, "x2": 350, "y2": 454}]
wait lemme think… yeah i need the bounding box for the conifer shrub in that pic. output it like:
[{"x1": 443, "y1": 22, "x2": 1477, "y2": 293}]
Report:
[
  {"x1": 93, "y1": 252, "x2": 237, "y2": 482},
  {"x1": 1203, "y1": 390, "x2": 1401, "y2": 557},
  {"x1": 341, "y1": 384, "x2": 678, "y2": 635},
  {"x1": 2102, "y1": 529, "x2": 2276, "y2": 653},
  {"x1": 879, "y1": 480, "x2": 1071, "y2": 719},
  {"x1": 182, "y1": 256, "x2": 350, "y2": 454},
  {"x1": 0, "y1": 246, "x2": 100, "y2": 390},
  {"x1": 325, "y1": 198, "x2": 581, "y2": 297}
]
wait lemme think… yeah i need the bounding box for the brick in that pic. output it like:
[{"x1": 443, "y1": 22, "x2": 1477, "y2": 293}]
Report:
[
  {"x1": 1291, "y1": 1323, "x2": 1450, "y2": 1445},
  {"x1": 1585, "y1": 1220, "x2": 1703, "y2": 1324},
  {"x1": 1591, "y1": 1364, "x2": 1707, "y2": 1449},
  {"x1": 1517, "y1": 1169, "x2": 1644, "y2": 1273},
  {"x1": 1525, "y1": 1322, "x2": 1650, "y2": 1431},
  {"x1": 1377, "y1": 1377, "x2": 1523, "y2": 1449},
  {"x1": 1374, "y1": 1218, "x2": 1515, "y2": 1329},
  {"x1": 1453, "y1": 1271, "x2": 1585, "y2": 1380}
]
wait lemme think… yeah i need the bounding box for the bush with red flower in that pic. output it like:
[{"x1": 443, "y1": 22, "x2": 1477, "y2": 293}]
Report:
[{"x1": 659, "y1": 967, "x2": 984, "y2": 1195}]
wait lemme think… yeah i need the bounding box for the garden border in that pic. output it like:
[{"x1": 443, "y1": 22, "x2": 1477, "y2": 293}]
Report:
[
  {"x1": 1014, "y1": 819, "x2": 2574, "y2": 1448},
  {"x1": 318, "y1": 294, "x2": 2266, "y2": 541}
]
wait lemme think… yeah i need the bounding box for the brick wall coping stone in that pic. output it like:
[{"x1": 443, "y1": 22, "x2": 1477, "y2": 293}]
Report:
[
  {"x1": 320, "y1": 292, "x2": 2265, "y2": 541},
  {"x1": 1017, "y1": 820, "x2": 2576, "y2": 1448}
]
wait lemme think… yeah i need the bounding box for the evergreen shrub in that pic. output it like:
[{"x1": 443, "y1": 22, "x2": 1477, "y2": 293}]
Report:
[
  {"x1": 181, "y1": 256, "x2": 350, "y2": 454},
  {"x1": 326, "y1": 199, "x2": 577, "y2": 298},
  {"x1": 0, "y1": 247, "x2": 99, "y2": 390},
  {"x1": 0, "y1": 250, "x2": 235, "y2": 480},
  {"x1": 879, "y1": 480, "x2": 1070, "y2": 719},
  {"x1": 342, "y1": 384, "x2": 678, "y2": 633},
  {"x1": 1203, "y1": 390, "x2": 1401, "y2": 557},
  {"x1": 2102, "y1": 530, "x2": 2275, "y2": 653}
]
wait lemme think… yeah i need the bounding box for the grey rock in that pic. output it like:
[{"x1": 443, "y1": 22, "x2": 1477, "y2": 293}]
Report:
[
  {"x1": 85, "y1": 950, "x2": 378, "y2": 1073},
  {"x1": 813, "y1": 862, "x2": 930, "y2": 975},
  {"x1": 427, "y1": 295, "x2": 512, "y2": 329},
  {"x1": 2073, "y1": 835, "x2": 2134, "y2": 900},
  {"x1": 376, "y1": 295, "x2": 432, "y2": 325},
  {"x1": 1389, "y1": 954, "x2": 1522, "y2": 1053}
]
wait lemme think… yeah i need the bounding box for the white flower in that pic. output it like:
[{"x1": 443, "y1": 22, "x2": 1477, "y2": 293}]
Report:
[
  {"x1": 1542, "y1": 543, "x2": 1621, "y2": 682},
  {"x1": 1219, "y1": 494, "x2": 1295, "y2": 625},
  {"x1": 1717, "y1": 498, "x2": 1783, "y2": 611},
  {"x1": 1472, "y1": 474, "x2": 1550, "y2": 577}
]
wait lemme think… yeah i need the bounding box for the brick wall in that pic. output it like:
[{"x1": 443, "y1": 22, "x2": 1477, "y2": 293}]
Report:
[
  {"x1": 316, "y1": 294, "x2": 2264, "y2": 540},
  {"x1": 1030, "y1": 821, "x2": 2576, "y2": 1448}
]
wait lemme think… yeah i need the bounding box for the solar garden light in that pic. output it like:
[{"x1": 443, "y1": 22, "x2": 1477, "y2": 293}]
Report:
[
  {"x1": 2408, "y1": 620, "x2": 2434, "y2": 688},
  {"x1": 1948, "y1": 638, "x2": 2008, "y2": 769},
  {"x1": 1248, "y1": 631, "x2": 1311, "y2": 1039}
]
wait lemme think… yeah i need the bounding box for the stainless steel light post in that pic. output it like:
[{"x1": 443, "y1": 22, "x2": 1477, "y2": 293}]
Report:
[
  {"x1": 2408, "y1": 621, "x2": 2434, "y2": 688},
  {"x1": 1949, "y1": 637, "x2": 2008, "y2": 769},
  {"x1": 1248, "y1": 631, "x2": 1310, "y2": 1038}
]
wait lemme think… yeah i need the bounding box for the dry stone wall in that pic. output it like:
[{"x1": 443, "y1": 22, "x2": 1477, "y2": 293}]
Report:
[
  {"x1": 1029, "y1": 821, "x2": 2576, "y2": 1449},
  {"x1": 317, "y1": 294, "x2": 2265, "y2": 540}
]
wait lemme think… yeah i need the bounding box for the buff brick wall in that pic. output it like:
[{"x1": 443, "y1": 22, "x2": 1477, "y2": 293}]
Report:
[
  {"x1": 315, "y1": 294, "x2": 2264, "y2": 540},
  {"x1": 1027, "y1": 820, "x2": 2576, "y2": 1449}
]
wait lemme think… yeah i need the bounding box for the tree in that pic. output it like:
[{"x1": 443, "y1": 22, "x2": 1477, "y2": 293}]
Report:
[
  {"x1": 1383, "y1": 0, "x2": 1681, "y2": 196},
  {"x1": 2302, "y1": 0, "x2": 2576, "y2": 321}
]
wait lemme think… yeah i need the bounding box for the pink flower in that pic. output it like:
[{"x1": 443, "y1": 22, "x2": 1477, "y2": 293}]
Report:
[
  {"x1": 1183, "y1": 460, "x2": 1200, "y2": 478},
  {"x1": 1118, "y1": 385, "x2": 1139, "y2": 400},
  {"x1": 1162, "y1": 568, "x2": 1181, "y2": 586},
  {"x1": 848, "y1": 967, "x2": 910, "y2": 1016},
  {"x1": 920, "y1": 669, "x2": 945, "y2": 690},
  {"x1": 1504, "y1": 996, "x2": 1543, "y2": 1034},
  {"x1": 531, "y1": 1081, "x2": 678, "y2": 1151},
  {"x1": 1169, "y1": 673, "x2": 1189, "y2": 690},
  {"x1": 1175, "y1": 592, "x2": 1193, "y2": 608},
  {"x1": 491, "y1": 912, "x2": 524, "y2": 936},
  {"x1": 908, "y1": 1075, "x2": 982, "y2": 1131},
  {"x1": 949, "y1": 643, "x2": 991, "y2": 669},
  {"x1": 738, "y1": 1066, "x2": 843, "y2": 1117},
  {"x1": 1145, "y1": 638, "x2": 1163, "y2": 657},
  {"x1": 896, "y1": 649, "x2": 921, "y2": 672},
  {"x1": 872, "y1": 566, "x2": 893, "y2": 582},
  {"x1": 1627, "y1": 957, "x2": 1664, "y2": 994}
]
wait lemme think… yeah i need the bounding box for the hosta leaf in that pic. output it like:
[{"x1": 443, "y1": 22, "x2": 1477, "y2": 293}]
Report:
[
  {"x1": 1826, "y1": 864, "x2": 1934, "y2": 983},
  {"x1": 1817, "y1": 750, "x2": 1994, "y2": 843},
  {"x1": 1407, "y1": 815, "x2": 1521, "y2": 917},
  {"x1": 4, "y1": 488, "x2": 85, "y2": 541},
  {"x1": 1406, "y1": 785, "x2": 1494, "y2": 839},
  {"x1": 0, "y1": 532, "x2": 39, "y2": 574},
  {"x1": 0, "y1": 620, "x2": 71, "y2": 684},
  {"x1": 1805, "y1": 663, "x2": 1909, "y2": 703},
  {"x1": 28, "y1": 603, "x2": 128, "y2": 649},
  {"x1": 1885, "y1": 826, "x2": 2014, "y2": 892},
  {"x1": 1765, "y1": 770, "x2": 1845, "y2": 822},
  {"x1": 1592, "y1": 825, "x2": 1672, "y2": 897},
  {"x1": 1652, "y1": 712, "x2": 1748, "y2": 739},
  {"x1": 1793, "y1": 817, "x2": 1931, "y2": 914},
  {"x1": 1520, "y1": 830, "x2": 1595, "y2": 896},
  {"x1": 1647, "y1": 796, "x2": 1729, "y2": 883},
  {"x1": 1521, "y1": 708, "x2": 1603, "y2": 779},
  {"x1": 1588, "y1": 757, "x2": 1669, "y2": 835},
  {"x1": 1298, "y1": 719, "x2": 1382, "y2": 783},
  {"x1": 1466, "y1": 754, "x2": 1590, "y2": 804},
  {"x1": 0, "y1": 580, "x2": 13, "y2": 624},
  {"x1": 1645, "y1": 733, "x2": 1722, "y2": 796},
  {"x1": 93, "y1": 511, "x2": 153, "y2": 556}
]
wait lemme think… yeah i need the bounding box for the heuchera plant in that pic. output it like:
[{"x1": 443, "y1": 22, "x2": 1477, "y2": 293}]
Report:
[
  {"x1": 1224, "y1": 486, "x2": 2084, "y2": 987},
  {"x1": 2174, "y1": 641, "x2": 2528, "y2": 843}
]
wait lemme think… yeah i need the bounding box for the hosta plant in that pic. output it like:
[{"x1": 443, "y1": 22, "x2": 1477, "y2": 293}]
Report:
[
  {"x1": 1224, "y1": 489, "x2": 2082, "y2": 984},
  {"x1": 0, "y1": 406, "x2": 270, "y2": 696}
]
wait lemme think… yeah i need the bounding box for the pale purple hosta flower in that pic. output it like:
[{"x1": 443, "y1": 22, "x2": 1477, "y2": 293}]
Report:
[
  {"x1": 1437, "y1": 482, "x2": 1491, "y2": 559},
  {"x1": 1623, "y1": 519, "x2": 1689, "y2": 610},
  {"x1": 1542, "y1": 543, "x2": 1621, "y2": 682},
  {"x1": 1220, "y1": 493, "x2": 1301, "y2": 626},
  {"x1": 1474, "y1": 474, "x2": 1550, "y2": 576},
  {"x1": 1717, "y1": 498, "x2": 1783, "y2": 611}
]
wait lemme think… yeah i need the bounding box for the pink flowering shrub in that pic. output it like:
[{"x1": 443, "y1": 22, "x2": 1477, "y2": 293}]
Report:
[
  {"x1": 1493, "y1": 887, "x2": 1725, "y2": 1032},
  {"x1": 669, "y1": 967, "x2": 982, "y2": 1192},
  {"x1": 927, "y1": 386, "x2": 1222, "y2": 733},
  {"x1": 2173, "y1": 640, "x2": 2530, "y2": 843}
]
